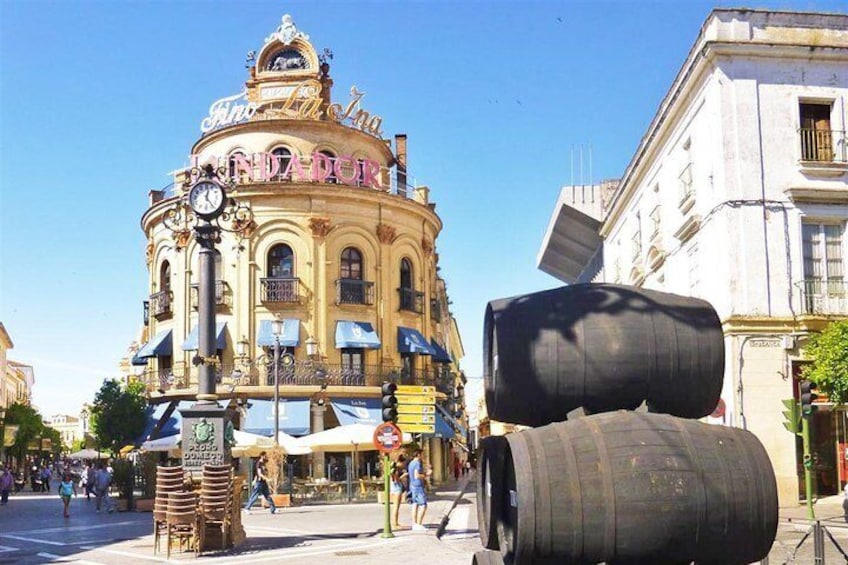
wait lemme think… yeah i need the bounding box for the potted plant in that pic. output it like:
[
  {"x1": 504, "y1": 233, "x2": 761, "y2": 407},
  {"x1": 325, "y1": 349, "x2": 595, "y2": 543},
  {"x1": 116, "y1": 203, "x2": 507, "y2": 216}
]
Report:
[
  {"x1": 264, "y1": 446, "x2": 292, "y2": 508},
  {"x1": 111, "y1": 459, "x2": 134, "y2": 512}
]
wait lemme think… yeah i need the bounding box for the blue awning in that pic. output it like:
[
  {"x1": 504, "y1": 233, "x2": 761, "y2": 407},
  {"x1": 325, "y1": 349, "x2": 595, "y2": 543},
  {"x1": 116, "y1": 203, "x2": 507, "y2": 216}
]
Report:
[
  {"x1": 182, "y1": 322, "x2": 228, "y2": 351},
  {"x1": 397, "y1": 327, "x2": 435, "y2": 355},
  {"x1": 243, "y1": 398, "x2": 311, "y2": 437},
  {"x1": 335, "y1": 321, "x2": 381, "y2": 349},
  {"x1": 331, "y1": 398, "x2": 382, "y2": 426},
  {"x1": 431, "y1": 410, "x2": 455, "y2": 439},
  {"x1": 131, "y1": 352, "x2": 148, "y2": 366},
  {"x1": 135, "y1": 329, "x2": 173, "y2": 359},
  {"x1": 139, "y1": 401, "x2": 190, "y2": 443},
  {"x1": 430, "y1": 339, "x2": 452, "y2": 363},
  {"x1": 436, "y1": 404, "x2": 467, "y2": 438},
  {"x1": 257, "y1": 319, "x2": 300, "y2": 347}
]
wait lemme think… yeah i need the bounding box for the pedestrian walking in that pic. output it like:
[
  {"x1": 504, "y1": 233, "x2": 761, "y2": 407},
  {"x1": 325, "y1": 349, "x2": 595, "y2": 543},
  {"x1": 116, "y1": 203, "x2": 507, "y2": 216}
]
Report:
[
  {"x1": 41, "y1": 466, "x2": 52, "y2": 493},
  {"x1": 85, "y1": 463, "x2": 96, "y2": 500},
  {"x1": 0, "y1": 467, "x2": 13, "y2": 505},
  {"x1": 58, "y1": 472, "x2": 77, "y2": 518},
  {"x1": 93, "y1": 463, "x2": 114, "y2": 513},
  {"x1": 390, "y1": 455, "x2": 408, "y2": 529},
  {"x1": 453, "y1": 458, "x2": 461, "y2": 481},
  {"x1": 408, "y1": 449, "x2": 430, "y2": 531},
  {"x1": 243, "y1": 451, "x2": 276, "y2": 514}
]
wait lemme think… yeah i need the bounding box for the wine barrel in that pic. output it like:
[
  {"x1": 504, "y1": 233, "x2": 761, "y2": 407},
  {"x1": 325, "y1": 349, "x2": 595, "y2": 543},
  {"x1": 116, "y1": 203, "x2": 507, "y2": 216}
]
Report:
[
  {"x1": 471, "y1": 549, "x2": 504, "y2": 565},
  {"x1": 477, "y1": 435, "x2": 508, "y2": 550},
  {"x1": 496, "y1": 411, "x2": 778, "y2": 565},
  {"x1": 484, "y1": 283, "x2": 724, "y2": 426}
]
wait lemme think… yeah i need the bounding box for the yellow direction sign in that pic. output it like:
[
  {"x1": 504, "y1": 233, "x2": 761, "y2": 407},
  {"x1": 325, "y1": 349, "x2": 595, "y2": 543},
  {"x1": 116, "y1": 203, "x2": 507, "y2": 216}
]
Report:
[
  {"x1": 397, "y1": 385, "x2": 435, "y2": 395},
  {"x1": 397, "y1": 394, "x2": 436, "y2": 405},
  {"x1": 397, "y1": 404, "x2": 436, "y2": 415},
  {"x1": 397, "y1": 414, "x2": 436, "y2": 425},
  {"x1": 400, "y1": 423, "x2": 436, "y2": 434}
]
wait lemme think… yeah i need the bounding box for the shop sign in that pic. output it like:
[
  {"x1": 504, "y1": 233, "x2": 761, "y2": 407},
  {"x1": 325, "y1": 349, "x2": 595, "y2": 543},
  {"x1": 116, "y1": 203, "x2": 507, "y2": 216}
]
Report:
[
  {"x1": 200, "y1": 80, "x2": 384, "y2": 137},
  {"x1": 189, "y1": 151, "x2": 384, "y2": 190},
  {"x1": 200, "y1": 89, "x2": 258, "y2": 133}
]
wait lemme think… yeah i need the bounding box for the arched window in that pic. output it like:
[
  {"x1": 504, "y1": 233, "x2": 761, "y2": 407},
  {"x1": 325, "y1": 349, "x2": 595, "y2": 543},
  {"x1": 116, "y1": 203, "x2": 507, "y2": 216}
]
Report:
[
  {"x1": 319, "y1": 150, "x2": 338, "y2": 184},
  {"x1": 340, "y1": 247, "x2": 362, "y2": 280},
  {"x1": 272, "y1": 147, "x2": 292, "y2": 179},
  {"x1": 338, "y1": 247, "x2": 366, "y2": 305},
  {"x1": 399, "y1": 258, "x2": 419, "y2": 312},
  {"x1": 268, "y1": 244, "x2": 295, "y2": 278},
  {"x1": 160, "y1": 261, "x2": 171, "y2": 291},
  {"x1": 228, "y1": 151, "x2": 248, "y2": 182}
]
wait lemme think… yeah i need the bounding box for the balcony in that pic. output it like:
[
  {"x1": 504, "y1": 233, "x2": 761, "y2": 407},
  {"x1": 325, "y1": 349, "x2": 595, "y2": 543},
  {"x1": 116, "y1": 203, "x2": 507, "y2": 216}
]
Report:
[
  {"x1": 190, "y1": 280, "x2": 231, "y2": 310},
  {"x1": 142, "y1": 361, "x2": 441, "y2": 393},
  {"x1": 336, "y1": 279, "x2": 375, "y2": 306},
  {"x1": 261, "y1": 277, "x2": 300, "y2": 303},
  {"x1": 149, "y1": 290, "x2": 173, "y2": 320},
  {"x1": 797, "y1": 279, "x2": 848, "y2": 316},
  {"x1": 799, "y1": 128, "x2": 847, "y2": 163},
  {"x1": 398, "y1": 288, "x2": 424, "y2": 313}
]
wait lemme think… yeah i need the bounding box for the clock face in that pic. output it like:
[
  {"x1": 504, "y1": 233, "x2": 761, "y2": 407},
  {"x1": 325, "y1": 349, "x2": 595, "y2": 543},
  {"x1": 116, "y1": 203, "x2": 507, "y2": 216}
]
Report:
[{"x1": 189, "y1": 181, "x2": 225, "y2": 217}]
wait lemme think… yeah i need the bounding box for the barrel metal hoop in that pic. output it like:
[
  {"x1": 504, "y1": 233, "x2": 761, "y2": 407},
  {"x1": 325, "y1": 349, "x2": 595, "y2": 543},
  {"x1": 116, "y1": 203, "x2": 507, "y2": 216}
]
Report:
[
  {"x1": 584, "y1": 417, "x2": 615, "y2": 560},
  {"x1": 669, "y1": 415, "x2": 708, "y2": 548},
  {"x1": 529, "y1": 428, "x2": 553, "y2": 556},
  {"x1": 553, "y1": 419, "x2": 583, "y2": 558}
]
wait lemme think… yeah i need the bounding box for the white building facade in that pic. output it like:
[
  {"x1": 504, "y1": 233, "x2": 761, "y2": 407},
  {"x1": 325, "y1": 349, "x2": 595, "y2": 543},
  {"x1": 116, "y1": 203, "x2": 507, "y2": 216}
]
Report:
[{"x1": 539, "y1": 9, "x2": 848, "y2": 505}]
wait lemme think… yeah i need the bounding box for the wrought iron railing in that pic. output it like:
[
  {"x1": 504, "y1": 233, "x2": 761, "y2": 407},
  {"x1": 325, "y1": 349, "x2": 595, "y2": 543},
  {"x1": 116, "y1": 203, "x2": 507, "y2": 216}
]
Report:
[
  {"x1": 190, "y1": 280, "x2": 231, "y2": 309},
  {"x1": 261, "y1": 277, "x2": 300, "y2": 303},
  {"x1": 149, "y1": 290, "x2": 173, "y2": 319},
  {"x1": 398, "y1": 288, "x2": 424, "y2": 313},
  {"x1": 141, "y1": 361, "x2": 446, "y2": 392},
  {"x1": 799, "y1": 128, "x2": 847, "y2": 163},
  {"x1": 796, "y1": 279, "x2": 848, "y2": 315},
  {"x1": 335, "y1": 279, "x2": 375, "y2": 305}
]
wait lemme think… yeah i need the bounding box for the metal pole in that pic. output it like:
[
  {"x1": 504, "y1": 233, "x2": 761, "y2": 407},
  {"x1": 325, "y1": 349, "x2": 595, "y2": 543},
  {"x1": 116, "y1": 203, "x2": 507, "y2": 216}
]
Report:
[
  {"x1": 274, "y1": 336, "x2": 280, "y2": 445},
  {"x1": 382, "y1": 452, "x2": 393, "y2": 538},
  {"x1": 196, "y1": 221, "x2": 218, "y2": 405},
  {"x1": 803, "y1": 415, "x2": 816, "y2": 520}
]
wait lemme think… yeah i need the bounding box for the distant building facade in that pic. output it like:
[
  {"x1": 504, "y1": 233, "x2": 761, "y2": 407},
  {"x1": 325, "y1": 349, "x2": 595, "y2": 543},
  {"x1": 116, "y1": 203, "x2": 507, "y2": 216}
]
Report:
[{"x1": 538, "y1": 9, "x2": 848, "y2": 505}]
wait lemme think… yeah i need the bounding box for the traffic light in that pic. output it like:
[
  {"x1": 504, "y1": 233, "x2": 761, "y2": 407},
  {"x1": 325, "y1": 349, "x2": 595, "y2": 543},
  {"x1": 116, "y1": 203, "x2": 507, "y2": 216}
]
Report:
[
  {"x1": 800, "y1": 380, "x2": 818, "y2": 418},
  {"x1": 381, "y1": 382, "x2": 398, "y2": 422},
  {"x1": 781, "y1": 399, "x2": 801, "y2": 434}
]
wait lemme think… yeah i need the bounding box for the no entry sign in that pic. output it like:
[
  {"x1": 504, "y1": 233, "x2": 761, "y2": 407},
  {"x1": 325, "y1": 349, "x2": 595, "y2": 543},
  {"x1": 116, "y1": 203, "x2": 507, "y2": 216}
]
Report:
[{"x1": 373, "y1": 422, "x2": 403, "y2": 452}]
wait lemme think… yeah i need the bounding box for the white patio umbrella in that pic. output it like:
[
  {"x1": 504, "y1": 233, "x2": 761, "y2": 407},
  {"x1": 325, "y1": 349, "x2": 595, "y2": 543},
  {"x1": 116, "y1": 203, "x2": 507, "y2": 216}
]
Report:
[
  {"x1": 276, "y1": 431, "x2": 312, "y2": 455},
  {"x1": 141, "y1": 434, "x2": 180, "y2": 452},
  {"x1": 296, "y1": 423, "x2": 411, "y2": 452},
  {"x1": 67, "y1": 448, "x2": 107, "y2": 460},
  {"x1": 141, "y1": 430, "x2": 275, "y2": 456}
]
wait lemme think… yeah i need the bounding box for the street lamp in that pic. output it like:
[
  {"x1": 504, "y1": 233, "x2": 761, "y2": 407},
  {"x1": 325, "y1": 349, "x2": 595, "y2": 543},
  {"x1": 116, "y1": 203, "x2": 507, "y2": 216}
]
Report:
[
  {"x1": 272, "y1": 318, "x2": 284, "y2": 446},
  {"x1": 305, "y1": 336, "x2": 318, "y2": 359}
]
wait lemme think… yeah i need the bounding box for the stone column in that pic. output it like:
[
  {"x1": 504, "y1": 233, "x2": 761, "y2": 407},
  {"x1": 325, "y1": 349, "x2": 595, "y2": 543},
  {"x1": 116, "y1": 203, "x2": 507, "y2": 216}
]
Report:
[
  {"x1": 310, "y1": 403, "x2": 326, "y2": 478},
  {"x1": 429, "y1": 437, "x2": 444, "y2": 483}
]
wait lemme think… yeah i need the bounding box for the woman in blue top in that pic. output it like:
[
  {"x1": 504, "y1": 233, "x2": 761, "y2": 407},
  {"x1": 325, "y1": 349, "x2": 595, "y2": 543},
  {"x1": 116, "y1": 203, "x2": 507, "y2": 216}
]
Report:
[{"x1": 58, "y1": 472, "x2": 77, "y2": 518}]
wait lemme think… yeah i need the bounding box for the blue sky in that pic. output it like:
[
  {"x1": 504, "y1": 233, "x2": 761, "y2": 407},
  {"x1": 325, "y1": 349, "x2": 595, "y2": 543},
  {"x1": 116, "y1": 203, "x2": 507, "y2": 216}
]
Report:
[{"x1": 1, "y1": 0, "x2": 845, "y2": 419}]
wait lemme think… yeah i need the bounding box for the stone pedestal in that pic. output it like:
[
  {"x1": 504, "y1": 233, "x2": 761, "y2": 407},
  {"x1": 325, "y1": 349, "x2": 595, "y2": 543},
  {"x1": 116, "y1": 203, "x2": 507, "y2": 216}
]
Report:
[{"x1": 179, "y1": 404, "x2": 232, "y2": 475}]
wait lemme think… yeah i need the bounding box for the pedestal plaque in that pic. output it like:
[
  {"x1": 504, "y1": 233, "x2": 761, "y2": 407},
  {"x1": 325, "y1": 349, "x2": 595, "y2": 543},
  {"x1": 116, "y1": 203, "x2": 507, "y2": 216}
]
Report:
[{"x1": 180, "y1": 404, "x2": 233, "y2": 474}]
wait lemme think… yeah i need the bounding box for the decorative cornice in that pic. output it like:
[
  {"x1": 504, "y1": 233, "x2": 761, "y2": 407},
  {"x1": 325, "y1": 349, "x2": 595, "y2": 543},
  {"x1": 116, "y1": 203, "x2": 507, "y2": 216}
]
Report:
[
  {"x1": 376, "y1": 224, "x2": 397, "y2": 244},
  {"x1": 309, "y1": 217, "x2": 332, "y2": 238}
]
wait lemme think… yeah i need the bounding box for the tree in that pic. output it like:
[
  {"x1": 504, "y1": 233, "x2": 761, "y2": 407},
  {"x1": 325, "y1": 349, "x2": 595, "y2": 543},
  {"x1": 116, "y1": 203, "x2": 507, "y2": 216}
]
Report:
[
  {"x1": 4, "y1": 402, "x2": 44, "y2": 463},
  {"x1": 90, "y1": 379, "x2": 147, "y2": 456},
  {"x1": 802, "y1": 320, "x2": 848, "y2": 403}
]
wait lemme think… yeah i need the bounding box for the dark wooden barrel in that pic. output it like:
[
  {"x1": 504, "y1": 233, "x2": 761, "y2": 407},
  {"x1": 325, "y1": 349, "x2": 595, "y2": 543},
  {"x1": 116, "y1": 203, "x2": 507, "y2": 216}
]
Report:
[
  {"x1": 471, "y1": 549, "x2": 504, "y2": 565},
  {"x1": 496, "y1": 411, "x2": 778, "y2": 565},
  {"x1": 477, "y1": 435, "x2": 508, "y2": 550},
  {"x1": 484, "y1": 283, "x2": 724, "y2": 426}
]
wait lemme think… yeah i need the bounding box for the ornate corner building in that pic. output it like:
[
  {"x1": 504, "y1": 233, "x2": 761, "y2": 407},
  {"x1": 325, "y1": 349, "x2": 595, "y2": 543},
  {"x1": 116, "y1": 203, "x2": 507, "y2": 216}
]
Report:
[{"x1": 128, "y1": 15, "x2": 468, "y2": 480}]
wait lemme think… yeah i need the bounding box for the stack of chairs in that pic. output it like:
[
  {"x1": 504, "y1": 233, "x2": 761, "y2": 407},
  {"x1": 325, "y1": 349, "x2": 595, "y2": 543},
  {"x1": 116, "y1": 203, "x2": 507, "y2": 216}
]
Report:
[
  {"x1": 153, "y1": 466, "x2": 185, "y2": 555},
  {"x1": 166, "y1": 490, "x2": 199, "y2": 558},
  {"x1": 198, "y1": 464, "x2": 234, "y2": 553}
]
